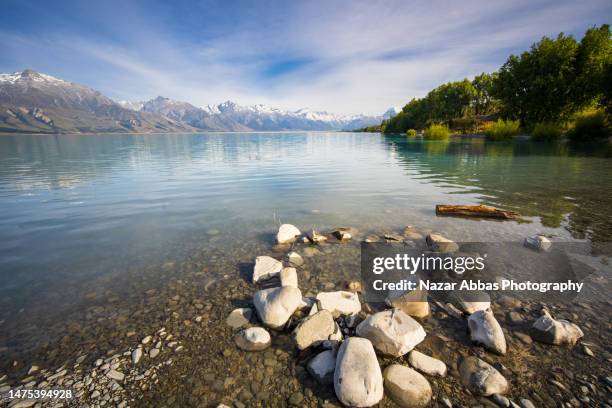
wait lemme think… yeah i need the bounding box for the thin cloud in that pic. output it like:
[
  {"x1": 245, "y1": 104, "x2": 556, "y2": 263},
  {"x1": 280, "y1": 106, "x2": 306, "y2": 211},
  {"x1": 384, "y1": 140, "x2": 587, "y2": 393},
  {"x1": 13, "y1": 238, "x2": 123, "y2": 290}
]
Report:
[{"x1": 0, "y1": 0, "x2": 610, "y2": 115}]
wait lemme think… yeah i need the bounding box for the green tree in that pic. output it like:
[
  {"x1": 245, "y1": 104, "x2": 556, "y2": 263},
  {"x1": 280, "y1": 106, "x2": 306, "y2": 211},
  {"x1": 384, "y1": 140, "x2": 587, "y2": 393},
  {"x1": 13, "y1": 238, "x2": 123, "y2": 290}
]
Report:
[
  {"x1": 384, "y1": 98, "x2": 430, "y2": 133},
  {"x1": 427, "y1": 79, "x2": 476, "y2": 120},
  {"x1": 573, "y1": 24, "x2": 612, "y2": 109},
  {"x1": 494, "y1": 33, "x2": 579, "y2": 126},
  {"x1": 472, "y1": 72, "x2": 498, "y2": 115},
  {"x1": 604, "y1": 61, "x2": 612, "y2": 115},
  {"x1": 382, "y1": 25, "x2": 611, "y2": 135}
]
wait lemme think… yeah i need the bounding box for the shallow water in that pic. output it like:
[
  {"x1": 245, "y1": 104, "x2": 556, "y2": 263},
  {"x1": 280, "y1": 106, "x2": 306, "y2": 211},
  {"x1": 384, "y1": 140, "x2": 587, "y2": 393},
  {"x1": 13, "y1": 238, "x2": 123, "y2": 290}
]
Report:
[{"x1": 0, "y1": 132, "x2": 611, "y2": 362}]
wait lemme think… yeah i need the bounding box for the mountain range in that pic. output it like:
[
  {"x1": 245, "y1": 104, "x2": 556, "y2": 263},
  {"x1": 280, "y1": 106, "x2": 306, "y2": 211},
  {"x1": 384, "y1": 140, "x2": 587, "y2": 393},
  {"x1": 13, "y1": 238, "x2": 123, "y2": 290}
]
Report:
[{"x1": 0, "y1": 70, "x2": 396, "y2": 134}]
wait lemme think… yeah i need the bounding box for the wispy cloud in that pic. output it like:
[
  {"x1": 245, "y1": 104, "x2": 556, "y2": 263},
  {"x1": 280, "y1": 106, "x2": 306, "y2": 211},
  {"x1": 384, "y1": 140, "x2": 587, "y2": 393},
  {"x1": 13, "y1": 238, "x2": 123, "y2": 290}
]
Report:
[{"x1": 0, "y1": 0, "x2": 610, "y2": 115}]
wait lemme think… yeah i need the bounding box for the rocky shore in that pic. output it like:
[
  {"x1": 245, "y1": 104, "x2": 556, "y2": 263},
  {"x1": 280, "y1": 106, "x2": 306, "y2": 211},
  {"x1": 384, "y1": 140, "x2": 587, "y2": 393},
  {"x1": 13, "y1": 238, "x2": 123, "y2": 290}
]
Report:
[{"x1": 1, "y1": 224, "x2": 611, "y2": 408}]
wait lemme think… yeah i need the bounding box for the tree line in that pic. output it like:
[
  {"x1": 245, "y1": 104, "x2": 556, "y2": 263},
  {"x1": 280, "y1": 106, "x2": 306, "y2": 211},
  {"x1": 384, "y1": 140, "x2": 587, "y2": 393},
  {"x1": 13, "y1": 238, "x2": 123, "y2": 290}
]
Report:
[{"x1": 376, "y1": 24, "x2": 611, "y2": 140}]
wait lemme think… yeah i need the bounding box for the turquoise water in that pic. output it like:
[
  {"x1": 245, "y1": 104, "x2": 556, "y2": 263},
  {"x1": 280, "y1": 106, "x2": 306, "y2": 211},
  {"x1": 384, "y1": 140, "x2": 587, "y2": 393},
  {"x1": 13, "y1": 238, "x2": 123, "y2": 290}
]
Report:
[{"x1": 0, "y1": 132, "x2": 610, "y2": 351}]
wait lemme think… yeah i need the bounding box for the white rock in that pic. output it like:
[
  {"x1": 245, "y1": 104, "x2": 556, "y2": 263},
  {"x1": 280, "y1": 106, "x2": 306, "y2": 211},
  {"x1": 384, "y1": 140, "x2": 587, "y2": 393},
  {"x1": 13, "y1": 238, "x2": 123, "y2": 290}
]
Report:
[
  {"x1": 408, "y1": 350, "x2": 447, "y2": 377},
  {"x1": 383, "y1": 364, "x2": 432, "y2": 408},
  {"x1": 253, "y1": 286, "x2": 302, "y2": 329},
  {"x1": 10, "y1": 400, "x2": 37, "y2": 408},
  {"x1": 149, "y1": 348, "x2": 160, "y2": 358},
  {"x1": 280, "y1": 267, "x2": 298, "y2": 288},
  {"x1": 468, "y1": 309, "x2": 507, "y2": 354},
  {"x1": 520, "y1": 398, "x2": 536, "y2": 408},
  {"x1": 286, "y1": 251, "x2": 304, "y2": 266},
  {"x1": 524, "y1": 235, "x2": 552, "y2": 251},
  {"x1": 47, "y1": 369, "x2": 67, "y2": 381},
  {"x1": 459, "y1": 356, "x2": 508, "y2": 396},
  {"x1": 426, "y1": 233, "x2": 458, "y2": 253},
  {"x1": 106, "y1": 370, "x2": 125, "y2": 382},
  {"x1": 293, "y1": 310, "x2": 336, "y2": 350},
  {"x1": 334, "y1": 337, "x2": 383, "y2": 407},
  {"x1": 234, "y1": 327, "x2": 271, "y2": 351},
  {"x1": 141, "y1": 335, "x2": 152, "y2": 345},
  {"x1": 332, "y1": 228, "x2": 352, "y2": 241},
  {"x1": 356, "y1": 309, "x2": 426, "y2": 357},
  {"x1": 452, "y1": 290, "x2": 491, "y2": 314},
  {"x1": 386, "y1": 289, "x2": 430, "y2": 318},
  {"x1": 131, "y1": 348, "x2": 142, "y2": 365},
  {"x1": 307, "y1": 350, "x2": 336, "y2": 384},
  {"x1": 531, "y1": 311, "x2": 583, "y2": 346},
  {"x1": 307, "y1": 230, "x2": 327, "y2": 244},
  {"x1": 252, "y1": 256, "x2": 283, "y2": 283},
  {"x1": 276, "y1": 224, "x2": 301, "y2": 244},
  {"x1": 315, "y1": 291, "x2": 361, "y2": 318},
  {"x1": 226, "y1": 308, "x2": 253, "y2": 329}
]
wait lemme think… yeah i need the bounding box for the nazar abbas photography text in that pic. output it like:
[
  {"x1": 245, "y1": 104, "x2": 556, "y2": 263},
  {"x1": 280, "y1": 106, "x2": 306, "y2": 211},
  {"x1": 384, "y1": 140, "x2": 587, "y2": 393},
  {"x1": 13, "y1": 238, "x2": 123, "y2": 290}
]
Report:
[{"x1": 370, "y1": 254, "x2": 584, "y2": 293}]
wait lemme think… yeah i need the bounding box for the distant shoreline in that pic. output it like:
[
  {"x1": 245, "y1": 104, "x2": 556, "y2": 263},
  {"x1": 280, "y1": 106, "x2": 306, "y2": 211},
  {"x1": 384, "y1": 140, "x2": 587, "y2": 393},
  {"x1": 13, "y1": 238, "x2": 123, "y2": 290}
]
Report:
[{"x1": 0, "y1": 129, "x2": 355, "y2": 136}]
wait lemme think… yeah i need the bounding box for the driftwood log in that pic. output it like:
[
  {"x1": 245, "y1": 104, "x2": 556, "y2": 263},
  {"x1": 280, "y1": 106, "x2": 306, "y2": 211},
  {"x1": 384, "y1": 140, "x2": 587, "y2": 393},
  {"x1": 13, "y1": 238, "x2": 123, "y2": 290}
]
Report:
[{"x1": 435, "y1": 204, "x2": 521, "y2": 220}]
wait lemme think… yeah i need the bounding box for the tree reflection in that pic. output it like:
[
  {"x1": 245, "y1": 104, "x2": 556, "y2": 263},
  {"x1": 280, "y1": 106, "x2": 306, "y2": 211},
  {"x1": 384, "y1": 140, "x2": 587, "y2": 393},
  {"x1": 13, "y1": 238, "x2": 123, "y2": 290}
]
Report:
[{"x1": 384, "y1": 135, "x2": 612, "y2": 245}]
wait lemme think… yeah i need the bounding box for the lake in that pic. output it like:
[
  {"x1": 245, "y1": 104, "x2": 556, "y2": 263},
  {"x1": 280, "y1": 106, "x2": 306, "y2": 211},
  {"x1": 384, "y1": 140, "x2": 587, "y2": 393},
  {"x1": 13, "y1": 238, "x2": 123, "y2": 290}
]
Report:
[{"x1": 0, "y1": 132, "x2": 611, "y2": 366}]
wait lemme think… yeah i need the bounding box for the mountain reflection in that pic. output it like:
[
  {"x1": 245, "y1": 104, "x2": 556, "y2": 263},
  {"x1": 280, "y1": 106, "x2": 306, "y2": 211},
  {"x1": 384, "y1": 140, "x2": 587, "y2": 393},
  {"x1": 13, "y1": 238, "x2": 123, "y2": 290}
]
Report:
[
  {"x1": 0, "y1": 132, "x2": 313, "y2": 191},
  {"x1": 1, "y1": 132, "x2": 610, "y2": 247}
]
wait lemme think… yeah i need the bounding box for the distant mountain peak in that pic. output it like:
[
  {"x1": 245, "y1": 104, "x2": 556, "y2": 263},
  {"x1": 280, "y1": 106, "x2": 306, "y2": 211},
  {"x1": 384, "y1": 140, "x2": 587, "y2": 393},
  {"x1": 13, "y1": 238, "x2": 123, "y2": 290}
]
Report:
[
  {"x1": 382, "y1": 107, "x2": 400, "y2": 119},
  {"x1": 1, "y1": 69, "x2": 391, "y2": 133},
  {"x1": 121, "y1": 96, "x2": 390, "y2": 131},
  {"x1": 0, "y1": 70, "x2": 193, "y2": 134},
  {"x1": 217, "y1": 100, "x2": 240, "y2": 112},
  {"x1": 21, "y1": 69, "x2": 41, "y2": 77},
  {"x1": 0, "y1": 69, "x2": 65, "y2": 85}
]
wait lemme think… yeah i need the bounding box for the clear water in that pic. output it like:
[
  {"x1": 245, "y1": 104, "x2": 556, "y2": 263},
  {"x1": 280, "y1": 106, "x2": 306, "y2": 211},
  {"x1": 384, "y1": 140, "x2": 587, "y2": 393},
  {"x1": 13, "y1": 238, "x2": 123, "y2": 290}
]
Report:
[{"x1": 0, "y1": 132, "x2": 610, "y2": 355}]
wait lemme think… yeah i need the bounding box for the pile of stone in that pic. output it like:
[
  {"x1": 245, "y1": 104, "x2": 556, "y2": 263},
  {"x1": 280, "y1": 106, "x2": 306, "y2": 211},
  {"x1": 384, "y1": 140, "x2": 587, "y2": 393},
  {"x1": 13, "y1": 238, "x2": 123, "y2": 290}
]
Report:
[
  {"x1": 226, "y1": 224, "x2": 588, "y2": 407},
  {"x1": 227, "y1": 224, "x2": 450, "y2": 407}
]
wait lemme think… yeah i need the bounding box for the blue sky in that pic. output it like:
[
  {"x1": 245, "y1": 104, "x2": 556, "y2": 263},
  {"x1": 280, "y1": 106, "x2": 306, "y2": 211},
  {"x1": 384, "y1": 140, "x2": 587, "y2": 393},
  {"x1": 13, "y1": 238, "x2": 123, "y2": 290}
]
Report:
[{"x1": 1, "y1": 0, "x2": 610, "y2": 115}]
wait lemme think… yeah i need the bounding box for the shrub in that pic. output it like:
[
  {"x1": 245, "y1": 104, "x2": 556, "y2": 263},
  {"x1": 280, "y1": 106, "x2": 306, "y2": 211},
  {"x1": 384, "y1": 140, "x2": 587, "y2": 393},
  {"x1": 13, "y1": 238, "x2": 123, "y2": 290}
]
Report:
[
  {"x1": 531, "y1": 122, "x2": 563, "y2": 140},
  {"x1": 568, "y1": 110, "x2": 610, "y2": 141},
  {"x1": 423, "y1": 124, "x2": 450, "y2": 140},
  {"x1": 406, "y1": 129, "x2": 417, "y2": 138},
  {"x1": 483, "y1": 119, "x2": 521, "y2": 140}
]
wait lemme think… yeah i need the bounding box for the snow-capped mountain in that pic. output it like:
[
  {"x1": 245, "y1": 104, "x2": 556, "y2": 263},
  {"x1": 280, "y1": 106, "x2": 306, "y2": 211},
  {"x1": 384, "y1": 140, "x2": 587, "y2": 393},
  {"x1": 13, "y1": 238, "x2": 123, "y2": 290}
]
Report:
[
  {"x1": 138, "y1": 96, "x2": 249, "y2": 131},
  {"x1": 127, "y1": 97, "x2": 389, "y2": 131},
  {"x1": 116, "y1": 100, "x2": 144, "y2": 111},
  {"x1": 0, "y1": 70, "x2": 67, "y2": 85},
  {"x1": 382, "y1": 107, "x2": 400, "y2": 119},
  {"x1": 208, "y1": 100, "x2": 388, "y2": 130},
  {"x1": 1, "y1": 70, "x2": 392, "y2": 133},
  {"x1": 0, "y1": 70, "x2": 193, "y2": 133}
]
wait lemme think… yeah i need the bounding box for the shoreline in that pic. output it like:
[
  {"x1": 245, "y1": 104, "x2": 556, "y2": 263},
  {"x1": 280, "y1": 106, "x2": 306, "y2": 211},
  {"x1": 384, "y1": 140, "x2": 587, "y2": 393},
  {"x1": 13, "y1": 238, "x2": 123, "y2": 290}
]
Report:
[
  {"x1": 0, "y1": 130, "x2": 352, "y2": 137},
  {"x1": 1, "y1": 224, "x2": 610, "y2": 407}
]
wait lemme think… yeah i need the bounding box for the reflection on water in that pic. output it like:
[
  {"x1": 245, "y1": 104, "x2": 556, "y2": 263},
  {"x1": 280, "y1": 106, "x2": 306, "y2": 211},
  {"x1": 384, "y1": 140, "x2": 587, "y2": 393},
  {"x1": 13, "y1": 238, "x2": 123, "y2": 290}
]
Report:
[
  {"x1": 0, "y1": 132, "x2": 610, "y2": 354},
  {"x1": 384, "y1": 135, "x2": 612, "y2": 244}
]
